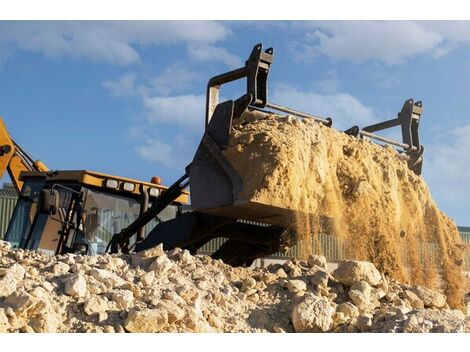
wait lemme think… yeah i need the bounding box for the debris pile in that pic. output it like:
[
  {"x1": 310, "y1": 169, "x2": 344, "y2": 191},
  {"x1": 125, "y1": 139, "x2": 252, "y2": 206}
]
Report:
[
  {"x1": 225, "y1": 112, "x2": 466, "y2": 309},
  {"x1": 1, "y1": 241, "x2": 468, "y2": 333}
]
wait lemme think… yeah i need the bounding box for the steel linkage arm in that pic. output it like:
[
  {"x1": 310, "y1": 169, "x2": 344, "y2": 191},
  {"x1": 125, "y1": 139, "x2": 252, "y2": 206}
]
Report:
[
  {"x1": 344, "y1": 99, "x2": 424, "y2": 175},
  {"x1": 106, "y1": 171, "x2": 190, "y2": 254}
]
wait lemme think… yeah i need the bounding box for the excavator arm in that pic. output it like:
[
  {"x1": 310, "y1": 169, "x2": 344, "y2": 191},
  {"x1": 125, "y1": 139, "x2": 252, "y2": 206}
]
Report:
[{"x1": 0, "y1": 117, "x2": 48, "y2": 193}]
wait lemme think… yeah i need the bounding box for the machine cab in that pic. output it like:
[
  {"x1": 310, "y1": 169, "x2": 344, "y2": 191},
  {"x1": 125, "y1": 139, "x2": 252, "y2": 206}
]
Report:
[{"x1": 4, "y1": 170, "x2": 188, "y2": 255}]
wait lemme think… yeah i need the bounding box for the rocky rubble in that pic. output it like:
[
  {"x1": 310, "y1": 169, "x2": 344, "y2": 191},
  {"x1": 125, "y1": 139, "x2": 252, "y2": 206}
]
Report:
[{"x1": 0, "y1": 240, "x2": 468, "y2": 333}]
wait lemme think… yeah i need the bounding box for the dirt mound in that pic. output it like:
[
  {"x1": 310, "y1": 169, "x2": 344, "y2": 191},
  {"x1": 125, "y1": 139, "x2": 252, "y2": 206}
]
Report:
[
  {"x1": 225, "y1": 111, "x2": 466, "y2": 309},
  {"x1": 0, "y1": 241, "x2": 468, "y2": 333}
]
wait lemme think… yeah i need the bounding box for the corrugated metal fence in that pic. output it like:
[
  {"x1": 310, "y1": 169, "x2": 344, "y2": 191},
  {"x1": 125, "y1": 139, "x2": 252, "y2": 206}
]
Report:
[{"x1": 0, "y1": 184, "x2": 17, "y2": 239}]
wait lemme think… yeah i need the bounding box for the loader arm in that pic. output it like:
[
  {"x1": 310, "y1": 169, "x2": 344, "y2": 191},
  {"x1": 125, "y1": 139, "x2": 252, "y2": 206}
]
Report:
[{"x1": 0, "y1": 117, "x2": 49, "y2": 193}]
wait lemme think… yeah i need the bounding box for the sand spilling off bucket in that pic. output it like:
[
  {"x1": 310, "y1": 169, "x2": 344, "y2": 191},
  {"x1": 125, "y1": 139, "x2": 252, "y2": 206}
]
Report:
[{"x1": 225, "y1": 111, "x2": 466, "y2": 309}]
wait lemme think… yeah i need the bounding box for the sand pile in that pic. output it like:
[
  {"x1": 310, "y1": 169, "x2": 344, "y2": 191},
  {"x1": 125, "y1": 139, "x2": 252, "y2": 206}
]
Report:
[
  {"x1": 0, "y1": 240, "x2": 469, "y2": 333},
  {"x1": 225, "y1": 111, "x2": 466, "y2": 309}
]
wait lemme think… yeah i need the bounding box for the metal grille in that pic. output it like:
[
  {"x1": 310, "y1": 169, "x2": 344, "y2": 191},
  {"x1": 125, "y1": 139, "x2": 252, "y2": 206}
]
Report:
[{"x1": 0, "y1": 195, "x2": 17, "y2": 239}]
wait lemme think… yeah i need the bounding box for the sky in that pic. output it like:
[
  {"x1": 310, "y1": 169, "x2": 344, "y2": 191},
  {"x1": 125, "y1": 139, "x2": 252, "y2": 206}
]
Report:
[{"x1": 0, "y1": 21, "x2": 468, "y2": 226}]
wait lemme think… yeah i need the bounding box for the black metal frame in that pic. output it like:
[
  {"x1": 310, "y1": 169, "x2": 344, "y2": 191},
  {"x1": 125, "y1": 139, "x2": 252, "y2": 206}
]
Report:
[{"x1": 344, "y1": 99, "x2": 424, "y2": 175}]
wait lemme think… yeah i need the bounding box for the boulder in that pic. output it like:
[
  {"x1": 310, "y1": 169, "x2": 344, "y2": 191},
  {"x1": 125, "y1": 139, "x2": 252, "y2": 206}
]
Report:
[
  {"x1": 4, "y1": 291, "x2": 37, "y2": 314},
  {"x1": 7, "y1": 263, "x2": 26, "y2": 281},
  {"x1": 64, "y1": 273, "x2": 87, "y2": 298},
  {"x1": 400, "y1": 309, "x2": 466, "y2": 333},
  {"x1": 307, "y1": 255, "x2": 327, "y2": 270},
  {"x1": 292, "y1": 296, "x2": 335, "y2": 332},
  {"x1": 111, "y1": 290, "x2": 134, "y2": 310},
  {"x1": 332, "y1": 260, "x2": 382, "y2": 287},
  {"x1": 310, "y1": 270, "x2": 330, "y2": 287},
  {"x1": 29, "y1": 304, "x2": 62, "y2": 333},
  {"x1": 241, "y1": 277, "x2": 257, "y2": 292},
  {"x1": 84, "y1": 296, "x2": 109, "y2": 316},
  {"x1": 148, "y1": 254, "x2": 174, "y2": 275},
  {"x1": 0, "y1": 273, "x2": 18, "y2": 298},
  {"x1": 90, "y1": 268, "x2": 125, "y2": 288},
  {"x1": 410, "y1": 286, "x2": 447, "y2": 309},
  {"x1": 130, "y1": 244, "x2": 165, "y2": 268},
  {"x1": 355, "y1": 314, "x2": 373, "y2": 332},
  {"x1": 348, "y1": 281, "x2": 373, "y2": 311},
  {"x1": 52, "y1": 262, "x2": 70, "y2": 275},
  {"x1": 287, "y1": 280, "x2": 307, "y2": 294},
  {"x1": 402, "y1": 290, "x2": 424, "y2": 309},
  {"x1": 157, "y1": 300, "x2": 185, "y2": 323},
  {"x1": 124, "y1": 308, "x2": 168, "y2": 333},
  {"x1": 275, "y1": 268, "x2": 288, "y2": 279},
  {"x1": 336, "y1": 302, "x2": 359, "y2": 320}
]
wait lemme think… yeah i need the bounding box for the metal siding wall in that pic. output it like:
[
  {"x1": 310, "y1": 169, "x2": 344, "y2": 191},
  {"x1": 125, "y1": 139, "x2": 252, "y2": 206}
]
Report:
[{"x1": 0, "y1": 197, "x2": 17, "y2": 239}]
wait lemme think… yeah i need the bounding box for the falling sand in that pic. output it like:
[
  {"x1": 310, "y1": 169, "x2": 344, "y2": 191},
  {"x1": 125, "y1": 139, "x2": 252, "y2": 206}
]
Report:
[{"x1": 224, "y1": 110, "x2": 466, "y2": 310}]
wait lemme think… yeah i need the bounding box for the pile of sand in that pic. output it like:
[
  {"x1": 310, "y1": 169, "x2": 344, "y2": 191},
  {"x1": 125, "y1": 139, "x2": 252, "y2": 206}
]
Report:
[
  {"x1": 225, "y1": 111, "x2": 466, "y2": 309},
  {"x1": 0, "y1": 241, "x2": 468, "y2": 333}
]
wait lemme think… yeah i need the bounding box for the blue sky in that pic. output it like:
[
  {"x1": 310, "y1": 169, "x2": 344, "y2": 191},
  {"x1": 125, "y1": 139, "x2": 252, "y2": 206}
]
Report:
[{"x1": 0, "y1": 21, "x2": 468, "y2": 225}]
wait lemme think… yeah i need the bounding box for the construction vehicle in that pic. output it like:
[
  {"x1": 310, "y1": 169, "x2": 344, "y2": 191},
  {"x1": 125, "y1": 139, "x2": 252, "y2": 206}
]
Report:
[
  {"x1": 0, "y1": 117, "x2": 188, "y2": 255},
  {"x1": 2, "y1": 43, "x2": 425, "y2": 266}
]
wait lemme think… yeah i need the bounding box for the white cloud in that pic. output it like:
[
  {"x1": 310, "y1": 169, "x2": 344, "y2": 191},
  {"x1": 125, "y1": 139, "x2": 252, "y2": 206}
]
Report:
[
  {"x1": 135, "y1": 134, "x2": 197, "y2": 169},
  {"x1": 0, "y1": 21, "x2": 229, "y2": 66},
  {"x1": 314, "y1": 70, "x2": 341, "y2": 93},
  {"x1": 142, "y1": 94, "x2": 205, "y2": 128},
  {"x1": 152, "y1": 64, "x2": 202, "y2": 96},
  {"x1": 361, "y1": 68, "x2": 401, "y2": 89},
  {"x1": 271, "y1": 83, "x2": 376, "y2": 130},
  {"x1": 303, "y1": 21, "x2": 442, "y2": 65},
  {"x1": 294, "y1": 21, "x2": 470, "y2": 65},
  {"x1": 136, "y1": 138, "x2": 174, "y2": 167},
  {"x1": 187, "y1": 44, "x2": 242, "y2": 68},
  {"x1": 102, "y1": 73, "x2": 141, "y2": 97}
]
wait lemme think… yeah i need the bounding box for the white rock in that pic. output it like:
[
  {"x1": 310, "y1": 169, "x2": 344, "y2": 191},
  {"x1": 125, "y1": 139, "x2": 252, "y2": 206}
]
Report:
[
  {"x1": 157, "y1": 300, "x2": 185, "y2": 323},
  {"x1": 287, "y1": 279, "x2": 307, "y2": 294},
  {"x1": 7, "y1": 263, "x2": 26, "y2": 281},
  {"x1": 241, "y1": 277, "x2": 257, "y2": 292},
  {"x1": 4, "y1": 291, "x2": 37, "y2": 315},
  {"x1": 275, "y1": 268, "x2": 288, "y2": 279},
  {"x1": 52, "y1": 262, "x2": 70, "y2": 275},
  {"x1": 410, "y1": 285, "x2": 447, "y2": 309},
  {"x1": 348, "y1": 281, "x2": 373, "y2": 311},
  {"x1": 310, "y1": 270, "x2": 330, "y2": 287},
  {"x1": 148, "y1": 254, "x2": 174, "y2": 275},
  {"x1": 111, "y1": 290, "x2": 134, "y2": 310},
  {"x1": 124, "y1": 308, "x2": 168, "y2": 333},
  {"x1": 90, "y1": 268, "x2": 125, "y2": 288},
  {"x1": 336, "y1": 302, "x2": 359, "y2": 320},
  {"x1": 402, "y1": 290, "x2": 424, "y2": 309},
  {"x1": 332, "y1": 260, "x2": 382, "y2": 287},
  {"x1": 0, "y1": 273, "x2": 18, "y2": 298},
  {"x1": 141, "y1": 271, "x2": 155, "y2": 286},
  {"x1": 130, "y1": 244, "x2": 165, "y2": 268},
  {"x1": 84, "y1": 296, "x2": 109, "y2": 315},
  {"x1": 292, "y1": 296, "x2": 335, "y2": 332},
  {"x1": 307, "y1": 255, "x2": 327, "y2": 270},
  {"x1": 64, "y1": 273, "x2": 87, "y2": 297}
]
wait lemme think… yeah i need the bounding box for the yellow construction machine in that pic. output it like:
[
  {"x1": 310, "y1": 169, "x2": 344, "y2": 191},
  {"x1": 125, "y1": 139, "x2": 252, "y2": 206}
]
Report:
[
  {"x1": 0, "y1": 117, "x2": 188, "y2": 255},
  {"x1": 2, "y1": 43, "x2": 425, "y2": 266}
]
